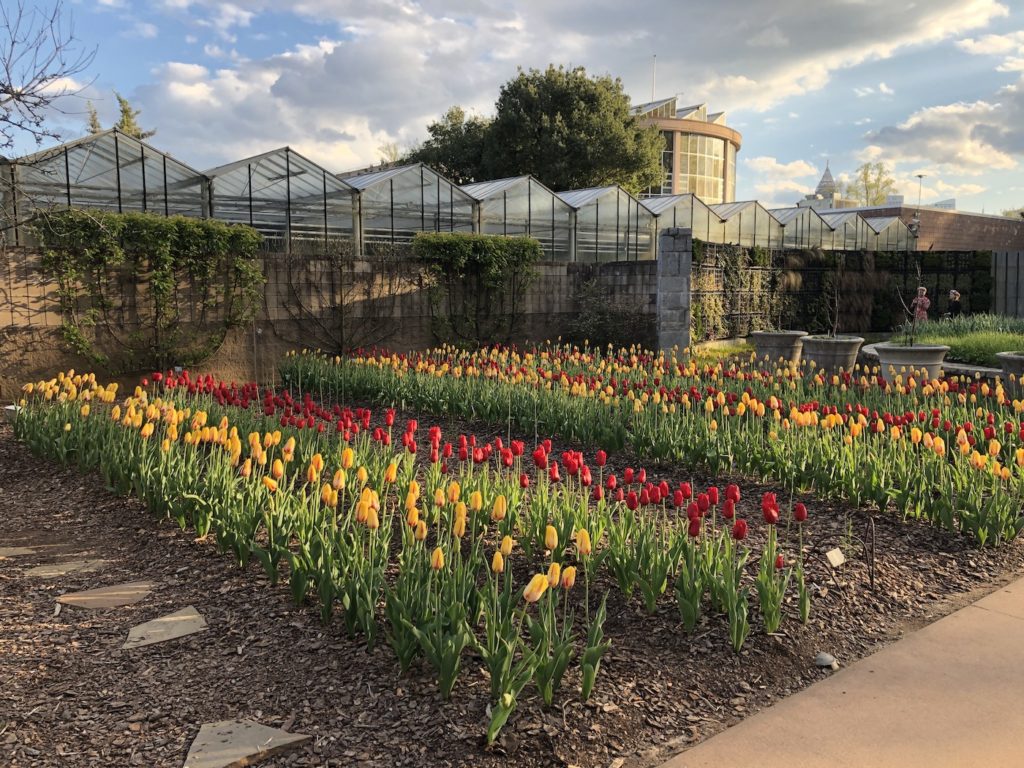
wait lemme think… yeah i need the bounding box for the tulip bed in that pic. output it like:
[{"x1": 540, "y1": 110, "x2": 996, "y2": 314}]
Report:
[
  {"x1": 281, "y1": 346, "x2": 1024, "y2": 547},
  {"x1": 16, "y1": 370, "x2": 823, "y2": 745}
]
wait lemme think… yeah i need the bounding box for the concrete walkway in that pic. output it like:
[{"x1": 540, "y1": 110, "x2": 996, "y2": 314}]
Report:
[{"x1": 663, "y1": 577, "x2": 1024, "y2": 768}]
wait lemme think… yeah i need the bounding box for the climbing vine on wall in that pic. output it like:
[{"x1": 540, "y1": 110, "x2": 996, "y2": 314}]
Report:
[
  {"x1": 413, "y1": 232, "x2": 542, "y2": 346},
  {"x1": 33, "y1": 209, "x2": 264, "y2": 373}
]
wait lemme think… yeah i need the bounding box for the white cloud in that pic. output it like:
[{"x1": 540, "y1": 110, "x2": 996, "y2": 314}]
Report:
[
  {"x1": 124, "y1": 21, "x2": 159, "y2": 39},
  {"x1": 956, "y1": 30, "x2": 1024, "y2": 55},
  {"x1": 744, "y1": 156, "x2": 818, "y2": 178},
  {"x1": 863, "y1": 78, "x2": 1024, "y2": 175},
  {"x1": 854, "y1": 117, "x2": 872, "y2": 125},
  {"x1": 878, "y1": 82, "x2": 894, "y2": 95},
  {"x1": 854, "y1": 86, "x2": 874, "y2": 97}
]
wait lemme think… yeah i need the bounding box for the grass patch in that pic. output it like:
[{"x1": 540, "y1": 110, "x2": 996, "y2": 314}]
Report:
[{"x1": 910, "y1": 314, "x2": 1024, "y2": 367}]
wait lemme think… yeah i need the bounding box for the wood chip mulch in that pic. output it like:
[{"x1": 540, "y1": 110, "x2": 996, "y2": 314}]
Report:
[{"x1": 2, "y1": 421, "x2": 1023, "y2": 768}]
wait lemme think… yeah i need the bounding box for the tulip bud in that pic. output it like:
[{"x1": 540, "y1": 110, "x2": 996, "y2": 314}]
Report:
[
  {"x1": 546, "y1": 561, "x2": 562, "y2": 588},
  {"x1": 576, "y1": 528, "x2": 592, "y2": 556},
  {"x1": 415, "y1": 520, "x2": 428, "y2": 541},
  {"x1": 491, "y1": 551, "x2": 505, "y2": 574},
  {"x1": 775, "y1": 553, "x2": 785, "y2": 570},
  {"x1": 491, "y1": 494, "x2": 507, "y2": 521},
  {"x1": 429, "y1": 546, "x2": 446, "y2": 570},
  {"x1": 501, "y1": 535, "x2": 514, "y2": 556},
  {"x1": 523, "y1": 573, "x2": 549, "y2": 603},
  {"x1": 262, "y1": 476, "x2": 278, "y2": 493},
  {"x1": 731, "y1": 519, "x2": 748, "y2": 540},
  {"x1": 544, "y1": 525, "x2": 558, "y2": 551},
  {"x1": 453, "y1": 514, "x2": 466, "y2": 539},
  {"x1": 794, "y1": 502, "x2": 808, "y2": 523},
  {"x1": 560, "y1": 566, "x2": 577, "y2": 590},
  {"x1": 271, "y1": 458, "x2": 285, "y2": 480}
]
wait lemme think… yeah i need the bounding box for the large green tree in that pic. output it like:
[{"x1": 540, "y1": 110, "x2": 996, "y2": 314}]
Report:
[
  {"x1": 405, "y1": 106, "x2": 491, "y2": 185},
  {"x1": 484, "y1": 66, "x2": 662, "y2": 194},
  {"x1": 407, "y1": 66, "x2": 663, "y2": 194},
  {"x1": 841, "y1": 161, "x2": 896, "y2": 206}
]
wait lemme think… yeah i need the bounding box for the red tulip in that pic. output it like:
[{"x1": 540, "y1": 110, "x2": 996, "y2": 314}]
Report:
[
  {"x1": 794, "y1": 502, "x2": 808, "y2": 523},
  {"x1": 697, "y1": 493, "x2": 710, "y2": 513},
  {"x1": 624, "y1": 468, "x2": 634, "y2": 484},
  {"x1": 673, "y1": 489, "x2": 684, "y2": 508},
  {"x1": 688, "y1": 517, "x2": 702, "y2": 538},
  {"x1": 606, "y1": 474, "x2": 617, "y2": 490},
  {"x1": 732, "y1": 519, "x2": 748, "y2": 540},
  {"x1": 726, "y1": 483, "x2": 740, "y2": 503},
  {"x1": 520, "y1": 473, "x2": 530, "y2": 488},
  {"x1": 687, "y1": 502, "x2": 700, "y2": 520},
  {"x1": 679, "y1": 482, "x2": 692, "y2": 500},
  {"x1": 549, "y1": 463, "x2": 560, "y2": 483},
  {"x1": 763, "y1": 504, "x2": 779, "y2": 525},
  {"x1": 595, "y1": 450, "x2": 607, "y2": 467},
  {"x1": 722, "y1": 498, "x2": 735, "y2": 520},
  {"x1": 775, "y1": 554, "x2": 785, "y2": 570},
  {"x1": 708, "y1": 486, "x2": 720, "y2": 505}
]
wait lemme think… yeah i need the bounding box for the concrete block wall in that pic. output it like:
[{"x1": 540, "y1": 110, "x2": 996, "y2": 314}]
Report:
[{"x1": 656, "y1": 228, "x2": 692, "y2": 352}]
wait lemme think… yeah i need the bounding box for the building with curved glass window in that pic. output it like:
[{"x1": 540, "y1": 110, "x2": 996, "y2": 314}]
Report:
[{"x1": 633, "y1": 97, "x2": 742, "y2": 204}]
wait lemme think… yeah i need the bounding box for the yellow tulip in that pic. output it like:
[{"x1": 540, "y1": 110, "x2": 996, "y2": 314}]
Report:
[
  {"x1": 356, "y1": 466, "x2": 369, "y2": 486},
  {"x1": 523, "y1": 573, "x2": 549, "y2": 603},
  {"x1": 491, "y1": 551, "x2": 504, "y2": 574},
  {"x1": 491, "y1": 494, "x2": 507, "y2": 522},
  {"x1": 366, "y1": 508, "x2": 380, "y2": 530},
  {"x1": 332, "y1": 469, "x2": 346, "y2": 490},
  {"x1": 545, "y1": 525, "x2": 558, "y2": 551},
  {"x1": 262, "y1": 476, "x2": 278, "y2": 493},
  {"x1": 547, "y1": 561, "x2": 561, "y2": 588},
  {"x1": 272, "y1": 458, "x2": 285, "y2": 480},
  {"x1": 406, "y1": 506, "x2": 419, "y2": 528},
  {"x1": 447, "y1": 481, "x2": 461, "y2": 504},
  {"x1": 415, "y1": 520, "x2": 428, "y2": 541},
  {"x1": 501, "y1": 535, "x2": 514, "y2": 556},
  {"x1": 469, "y1": 490, "x2": 483, "y2": 512},
  {"x1": 988, "y1": 439, "x2": 1001, "y2": 457},
  {"x1": 430, "y1": 546, "x2": 445, "y2": 570},
  {"x1": 434, "y1": 488, "x2": 446, "y2": 507},
  {"x1": 453, "y1": 514, "x2": 466, "y2": 539},
  {"x1": 576, "y1": 528, "x2": 592, "y2": 556},
  {"x1": 384, "y1": 462, "x2": 398, "y2": 484}
]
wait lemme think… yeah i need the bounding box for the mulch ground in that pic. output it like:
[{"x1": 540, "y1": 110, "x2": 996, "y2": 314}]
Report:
[{"x1": 2, "y1": 417, "x2": 1024, "y2": 768}]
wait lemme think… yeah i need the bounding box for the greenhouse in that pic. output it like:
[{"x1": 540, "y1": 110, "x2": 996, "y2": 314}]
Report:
[
  {"x1": 343, "y1": 163, "x2": 476, "y2": 253},
  {"x1": 641, "y1": 194, "x2": 719, "y2": 243},
  {"x1": 558, "y1": 186, "x2": 654, "y2": 262},
  {"x1": 768, "y1": 206, "x2": 835, "y2": 250},
  {"x1": 707, "y1": 201, "x2": 784, "y2": 250},
  {"x1": 819, "y1": 211, "x2": 873, "y2": 251},
  {"x1": 206, "y1": 148, "x2": 355, "y2": 254},
  {"x1": 461, "y1": 176, "x2": 574, "y2": 261},
  {"x1": 864, "y1": 216, "x2": 913, "y2": 252},
  {"x1": 0, "y1": 128, "x2": 207, "y2": 244}
]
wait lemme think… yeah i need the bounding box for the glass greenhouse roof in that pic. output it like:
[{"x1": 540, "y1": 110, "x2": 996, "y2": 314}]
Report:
[
  {"x1": 710, "y1": 200, "x2": 780, "y2": 224},
  {"x1": 557, "y1": 186, "x2": 621, "y2": 209},
  {"x1": 461, "y1": 176, "x2": 533, "y2": 201},
  {"x1": 863, "y1": 216, "x2": 901, "y2": 233},
  {"x1": 642, "y1": 193, "x2": 719, "y2": 219}
]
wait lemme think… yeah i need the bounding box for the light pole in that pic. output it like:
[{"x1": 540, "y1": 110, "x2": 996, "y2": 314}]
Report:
[{"x1": 911, "y1": 173, "x2": 925, "y2": 243}]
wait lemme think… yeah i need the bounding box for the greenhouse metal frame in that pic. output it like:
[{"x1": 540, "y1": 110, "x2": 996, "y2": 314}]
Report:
[
  {"x1": 0, "y1": 128, "x2": 208, "y2": 244},
  {"x1": 558, "y1": 186, "x2": 655, "y2": 262},
  {"x1": 205, "y1": 147, "x2": 355, "y2": 255},
  {"x1": 461, "y1": 175, "x2": 575, "y2": 261}
]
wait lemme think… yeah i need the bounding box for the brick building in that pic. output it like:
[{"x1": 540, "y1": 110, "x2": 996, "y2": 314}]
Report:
[{"x1": 837, "y1": 204, "x2": 1024, "y2": 252}]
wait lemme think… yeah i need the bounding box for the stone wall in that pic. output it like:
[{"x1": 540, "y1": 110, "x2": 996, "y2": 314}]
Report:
[
  {"x1": 657, "y1": 228, "x2": 692, "y2": 352},
  {"x1": 0, "y1": 246, "x2": 663, "y2": 397}
]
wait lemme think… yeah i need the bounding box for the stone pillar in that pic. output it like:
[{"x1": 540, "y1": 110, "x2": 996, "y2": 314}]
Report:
[{"x1": 657, "y1": 227, "x2": 692, "y2": 353}]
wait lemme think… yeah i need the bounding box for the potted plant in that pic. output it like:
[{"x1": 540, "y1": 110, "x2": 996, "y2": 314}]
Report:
[
  {"x1": 799, "y1": 253, "x2": 864, "y2": 375},
  {"x1": 996, "y1": 351, "x2": 1024, "y2": 399},
  {"x1": 873, "y1": 275, "x2": 949, "y2": 380},
  {"x1": 748, "y1": 275, "x2": 806, "y2": 367}
]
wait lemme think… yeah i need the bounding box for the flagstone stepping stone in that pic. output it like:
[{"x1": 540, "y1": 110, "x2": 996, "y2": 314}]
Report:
[
  {"x1": 123, "y1": 606, "x2": 208, "y2": 649},
  {"x1": 183, "y1": 720, "x2": 310, "y2": 768},
  {"x1": 0, "y1": 546, "x2": 36, "y2": 558},
  {"x1": 26, "y1": 559, "x2": 107, "y2": 578},
  {"x1": 56, "y1": 581, "x2": 154, "y2": 609}
]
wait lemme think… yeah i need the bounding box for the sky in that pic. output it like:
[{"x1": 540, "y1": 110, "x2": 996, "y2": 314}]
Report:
[{"x1": 16, "y1": 0, "x2": 1024, "y2": 214}]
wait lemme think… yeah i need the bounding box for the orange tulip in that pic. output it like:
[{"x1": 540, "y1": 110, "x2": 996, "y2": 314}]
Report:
[
  {"x1": 415, "y1": 520, "x2": 428, "y2": 541},
  {"x1": 262, "y1": 476, "x2": 278, "y2": 493},
  {"x1": 561, "y1": 566, "x2": 577, "y2": 590}
]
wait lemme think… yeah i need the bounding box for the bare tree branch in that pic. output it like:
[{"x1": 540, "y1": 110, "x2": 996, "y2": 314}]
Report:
[{"x1": 1, "y1": 0, "x2": 96, "y2": 151}]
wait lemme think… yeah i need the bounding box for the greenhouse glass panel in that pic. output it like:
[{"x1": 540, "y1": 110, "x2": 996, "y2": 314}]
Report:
[
  {"x1": 206, "y1": 148, "x2": 354, "y2": 254},
  {"x1": 560, "y1": 186, "x2": 653, "y2": 263},
  {"x1": 347, "y1": 164, "x2": 475, "y2": 253},
  {"x1": 462, "y1": 176, "x2": 574, "y2": 261},
  {"x1": 1, "y1": 130, "x2": 206, "y2": 243},
  {"x1": 643, "y1": 193, "x2": 715, "y2": 244}
]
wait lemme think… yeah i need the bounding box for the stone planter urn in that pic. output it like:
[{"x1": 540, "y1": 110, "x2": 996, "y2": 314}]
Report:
[
  {"x1": 749, "y1": 330, "x2": 808, "y2": 368},
  {"x1": 873, "y1": 342, "x2": 950, "y2": 380},
  {"x1": 996, "y1": 351, "x2": 1024, "y2": 398},
  {"x1": 801, "y1": 335, "x2": 865, "y2": 376}
]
